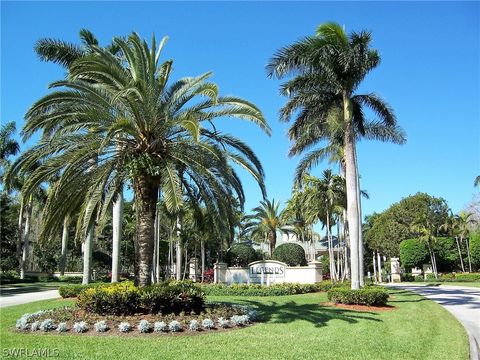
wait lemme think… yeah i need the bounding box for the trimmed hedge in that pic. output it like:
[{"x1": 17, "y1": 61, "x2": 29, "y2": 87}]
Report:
[
  {"x1": 225, "y1": 244, "x2": 258, "y2": 267},
  {"x1": 425, "y1": 272, "x2": 480, "y2": 282},
  {"x1": 272, "y1": 243, "x2": 307, "y2": 266},
  {"x1": 327, "y1": 287, "x2": 389, "y2": 306},
  {"x1": 76, "y1": 281, "x2": 205, "y2": 316},
  {"x1": 58, "y1": 283, "x2": 106, "y2": 298},
  {"x1": 201, "y1": 282, "x2": 343, "y2": 296}
]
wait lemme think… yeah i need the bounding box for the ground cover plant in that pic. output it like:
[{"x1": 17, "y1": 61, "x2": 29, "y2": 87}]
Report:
[
  {"x1": 1, "y1": 289, "x2": 469, "y2": 359},
  {"x1": 201, "y1": 282, "x2": 343, "y2": 296}
]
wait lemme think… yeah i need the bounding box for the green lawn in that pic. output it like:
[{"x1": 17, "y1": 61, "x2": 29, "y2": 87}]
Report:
[
  {"x1": 0, "y1": 289, "x2": 468, "y2": 360},
  {"x1": 0, "y1": 282, "x2": 70, "y2": 297}
]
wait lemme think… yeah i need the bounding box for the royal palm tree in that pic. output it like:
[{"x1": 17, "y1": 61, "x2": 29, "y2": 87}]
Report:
[
  {"x1": 412, "y1": 214, "x2": 438, "y2": 278},
  {"x1": 454, "y1": 212, "x2": 475, "y2": 272},
  {"x1": 440, "y1": 212, "x2": 465, "y2": 272},
  {"x1": 267, "y1": 23, "x2": 403, "y2": 289},
  {"x1": 246, "y1": 199, "x2": 291, "y2": 256},
  {"x1": 11, "y1": 32, "x2": 270, "y2": 286}
]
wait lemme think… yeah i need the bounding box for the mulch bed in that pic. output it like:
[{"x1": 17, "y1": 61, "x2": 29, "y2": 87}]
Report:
[{"x1": 321, "y1": 302, "x2": 397, "y2": 312}]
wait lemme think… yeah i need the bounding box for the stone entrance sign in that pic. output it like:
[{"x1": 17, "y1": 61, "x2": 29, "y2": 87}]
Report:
[{"x1": 249, "y1": 260, "x2": 286, "y2": 278}]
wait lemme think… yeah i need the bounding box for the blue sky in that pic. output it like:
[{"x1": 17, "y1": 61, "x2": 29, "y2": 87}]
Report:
[{"x1": 2, "y1": 1, "x2": 479, "y2": 222}]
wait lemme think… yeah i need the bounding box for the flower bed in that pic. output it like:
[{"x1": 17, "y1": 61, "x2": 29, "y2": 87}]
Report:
[{"x1": 14, "y1": 303, "x2": 258, "y2": 336}]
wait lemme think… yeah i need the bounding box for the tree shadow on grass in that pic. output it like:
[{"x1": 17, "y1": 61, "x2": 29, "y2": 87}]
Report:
[{"x1": 237, "y1": 299, "x2": 382, "y2": 328}]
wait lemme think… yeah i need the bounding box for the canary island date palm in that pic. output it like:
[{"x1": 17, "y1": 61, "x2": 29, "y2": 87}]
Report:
[
  {"x1": 267, "y1": 22, "x2": 403, "y2": 289},
  {"x1": 12, "y1": 32, "x2": 270, "y2": 286}
]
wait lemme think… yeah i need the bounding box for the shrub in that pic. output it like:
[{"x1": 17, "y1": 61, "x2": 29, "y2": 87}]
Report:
[
  {"x1": 77, "y1": 282, "x2": 140, "y2": 316},
  {"x1": 94, "y1": 320, "x2": 109, "y2": 332},
  {"x1": 225, "y1": 244, "x2": 258, "y2": 267},
  {"x1": 168, "y1": 320, "x2": 182, "y2": 332},
  {"x1": 201, "y1": 282, "x2": 338, "y2": 296},
  {"x1": 58, "y1": 283, "x2": 105, "y2": 298},
  {"x1": 217, "y1": 317, "x2": 229, "y2": 328},
  {"x1": 39, "y1": 319, "x2": 55, "y2": 332},
  {"x1": 154, "y1": 321, "x2": 168, "y2": 332},
  {"x1": 401, "y1": 273, "x2": 416, "y2": 282},
  {"x1": 30, "y1": 321, "x2": 40, "y2": 331},
  {"x1": 57, "y1": 275, "x2": 83, "y2": 283},
  {"x1": 73, "y1": 321, "x2": 88, "y2": 333},
  {"x1": 272, "y1": 243, "x2": 307, "y2": 266},
  {"x1": 400, "y1": 239, "x2": 428, "y2": 271},
  {"x1": 470, "y1": 232, "x2": 480, "y2": 271},
  {"x1": 202, "y1": 318, "x2": 214, "y2": 330},
  {"x1": 189, "y1": 319, "x2": 200, "y2": 331},
  {"x1": 327, "y1": 287, "x2": 389, "y2": 306},
  {"x1": 425, "y1": 272, "x2": 480, "y2": 282},
  {"x1": 230, "y1": 315, "x2": 250, "y2": 326},
  {"x1": 56, "y1": 322, "x2": 68, "y2": 333},
  {"x1": 137, "y1": 320, "x2": 152, "y2": 333},
  {"x1": 16, "y1": 317, "x2": 29, "y2": 330},
  {"x1": 118, "y1": 322, "x2": 131, "y2": 333}
]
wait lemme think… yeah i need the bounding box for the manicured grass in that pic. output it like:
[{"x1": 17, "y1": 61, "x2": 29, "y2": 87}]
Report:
[{"x1": 0, "y1": 289, "x2": 468, "y2": 360}]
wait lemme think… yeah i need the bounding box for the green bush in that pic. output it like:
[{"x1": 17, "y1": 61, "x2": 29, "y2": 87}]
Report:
[
  {"x1": 470, "y1": 232, "x2": 480, "y2": 271},
  {"x1": 272, "y1": 243, "x2": 307, "y2": 266},
  {"x1": 327, "y1": 287, "x2": 389, "y2": 306},
  {"x1": 57, "y1": 275, "x2": 83, "y2": 283},
  {"x1": 401, "y1": 273, "x2": 416, "y2": 282},
  {"x1": 400, "y1": 239, "x2": 428, "y2": 271},
  {"x1": 76, "y1": 280, "x2": 205, "y2": 316},
  {"x1": 58, "y1": 283, "x2": 106, "y2": 298},
  {"x1": 425, "y1": 272, "x2": 480, "y2": 282},
  {"x1": 225, "y1": 244, "x2": 258, "y2": 267},
  {"x1": 201, "y1": 282, "x2": 342, "y2": 296}
]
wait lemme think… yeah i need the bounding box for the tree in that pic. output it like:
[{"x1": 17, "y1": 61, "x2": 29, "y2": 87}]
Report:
[
  {"x1": 412, "y1": 214, "x2": 439, "y2": 278},
  {"x1": 12, "y1": 32, "x2": 270, "y2": 286},
  {"x1": 399, "y1": 239, "x2": 428, "y2": 272},
  {"x1": 0, "y1": 121, "x2": 20, "y2": 183},
  {"x1": 246, "y1": 199, "x2": 290, "y2": 256},
  {"x1": 454, "y1": 212, "x2": 475, "y2": 272},
  {"x1": 267, "y1": 23, "x2": 403, "y2": 289},
  {"x1": 440, "y1": 212, "x2": 465, "y2": 272}
]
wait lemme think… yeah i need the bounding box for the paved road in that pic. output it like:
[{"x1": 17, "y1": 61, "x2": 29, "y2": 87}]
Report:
[
  {"x1": 0, "y1": 288, "x2": 60, "y2": 308},
  {"x1": 387, "y1": 284, "x2": 480, "y2": 360}
]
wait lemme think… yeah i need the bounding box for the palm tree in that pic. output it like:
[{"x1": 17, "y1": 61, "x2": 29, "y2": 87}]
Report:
[
  {"x1": 246, "y1": 199, "x2": 290, "y2": 256},
  {"x1": 0, "y1": 121, "x2": 20, "y2": 184},
  {"x1": 412, "y1": 215, "x2": 438, "y2": 278},
  {"x1": 12, "y1": 32, "x2": 270, "y2": 286},
  {"x1": 267, "y1": 22, "x2": 403, "y2": 289},
  {"x1": 440, "y1": 212, "x2": 465, "y2": 272},
  {"x1": 474, "y1": 176, "x2": 480, "y2": 187},
  {"x1": 454, "y1": 212, "x2": 475, "y2": 272}
]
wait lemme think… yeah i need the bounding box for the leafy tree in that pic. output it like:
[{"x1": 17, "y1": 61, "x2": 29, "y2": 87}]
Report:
[
  {"x1": 399, "y1": 239, "x2": 428, "y2": 272},
  {"x1": 10, "y1": 32, "x2": 270, "y2": 286},
  {"x1": 470, "y1": 232, "x2": 480, "y2": 271},
  {"x1": 267, "y1": 22, "x2": 404, "y2": 289},
  {"x1": 0, "y1": 193, "x2": 20, "y2": 271},
  {"x1": 272, "y1": 243, "x2": 307, "y2": 266}
]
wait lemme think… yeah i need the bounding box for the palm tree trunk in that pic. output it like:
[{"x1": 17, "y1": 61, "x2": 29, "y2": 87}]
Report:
[
  {"x1": 373, "y1": 251, "x2": 377, "y2": 282},
  {"x1": 155, "y1": 205, "x2": 161, "y2": 283},
  {"x1": 377, "y1": 251, "x2": 382, "y2": 283},
  {"x1": 111, "y1": 191, "x2": 123, "y2": 283},
  {"x1": 326, "y1": 210, "x2": 336, "y2": 282},
  {"x1": 268, "y1": 230, "x2": 276, "y2": 256},
  {"x1": 465, "y1": 236, "x2": 472, "y2": 273},
  {"x1": 176, "y1": 216, "x2": 182, "y2": 280},
  {"x1": 428, "y1": 244, "x2": 438, "y2": 279},
  {"x1": 133, "y1": 174, "x2": 158, "y2": 287},
  {"x1": 20, "y1": 202, "x2": 32, "y2": 280},
  {"x1": 201, "y1": 239, "x2": 205, "y2": 282},
  {"x1": 455, "y1": 236, "x2": 465, "y2": 272},
  {"x1": 59, "y1": 216, "x2": 70, "y2": 276},
  {"x1": 355, "y1": 146, "x2": 364, "y2": 287},
  {"x1": 17, "y1": 200, "x2": 24, "y2": 277},
  {"x1": 344, "y1": 95, "x2": 361, "y2": 289}
]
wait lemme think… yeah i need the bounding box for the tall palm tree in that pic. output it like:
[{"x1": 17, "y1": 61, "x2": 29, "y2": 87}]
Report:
[
  {"x1": 246, "y1": 199, "x2": 290, "y2": 256},
  {"x1": 440, "y1": 212, "x2": 465, "y2": 272},
  {"x1": 454, "y1": 212, "x2": 475, "y2": 272},
  {"x1": 267, "y1": 22, "x2": 403, "y2": 289},
  {"x1": 11, "y1": 32, "x2": 270, "y2": 286},
  {"x1": 412, "y1": 214, "x2": 438, "y2": 278}
]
